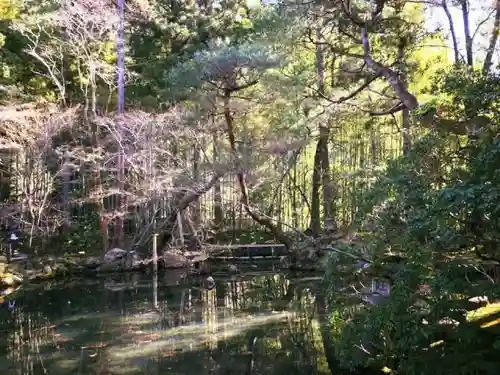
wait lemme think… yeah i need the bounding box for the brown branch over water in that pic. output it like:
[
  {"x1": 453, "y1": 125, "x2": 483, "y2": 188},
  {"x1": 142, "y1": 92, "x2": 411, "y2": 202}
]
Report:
[
  {"x1": 145, "y1": 171, "x2": 226, "y2": 250},
  {"x1": 222, "y1": 86, "x2": 291, "y2": 249},
  {"x1": 360, "y1": 28, "x2": 419, "y2": 111}
]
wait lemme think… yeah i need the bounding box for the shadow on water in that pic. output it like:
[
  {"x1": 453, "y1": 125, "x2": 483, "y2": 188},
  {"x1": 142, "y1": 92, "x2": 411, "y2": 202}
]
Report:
[{"x1": 0, "y1": 264, "x2": 329, "y2": 375}]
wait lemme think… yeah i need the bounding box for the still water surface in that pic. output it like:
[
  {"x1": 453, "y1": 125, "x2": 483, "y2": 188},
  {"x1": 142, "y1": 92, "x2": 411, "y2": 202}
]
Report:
[{"x1": 0, "y1": 265, "x2": 329, "y2": 375}]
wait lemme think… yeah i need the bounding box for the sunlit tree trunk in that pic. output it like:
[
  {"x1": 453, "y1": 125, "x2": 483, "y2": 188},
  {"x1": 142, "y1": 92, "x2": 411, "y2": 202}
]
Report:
[
  {"x1": 192, "y1": 143, "x2": 201, "y2": 227},
  {"x1": 309, "y1": 145, "x2": 321, "y2": 235},
  {"x1": 397, "y1": 40, "x2": 411, "y2": 156},
  {"x1": 483, "y1": 0, "x2": 500, "y2": 74},
  {"x1": 292, "y1": 159, "x2": 298, "y2": 228},
  {"x1": 0, "y1": 150, "x2": 12, "y2": 203},
  {"x1": 319, "y1": 125, "x2": 337, "y2": 232},
  {"x1": 115, "y1": 0, "x2": 126, "y2": 248},
  {"x1": 370, "y1": 126, "x2": 378, "y2": 166},
  {"x1": 441, "y1": 0, "x2": 460, "y2": 64},
  {"x1": 460, "y1": 0, "x2": 473, "y2": 66},
  {"x1": 309, "y1": 24, "x2": 337, "y2": 234},
  {"x1": 213, "y1": 132, "x2": 224, "y2": 228}
]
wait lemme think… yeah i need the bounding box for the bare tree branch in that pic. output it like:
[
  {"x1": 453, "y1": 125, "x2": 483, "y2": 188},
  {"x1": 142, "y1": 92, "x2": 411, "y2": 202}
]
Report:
[{"x1": 360, "y1": 28, "x2": 419, "y2": 111}]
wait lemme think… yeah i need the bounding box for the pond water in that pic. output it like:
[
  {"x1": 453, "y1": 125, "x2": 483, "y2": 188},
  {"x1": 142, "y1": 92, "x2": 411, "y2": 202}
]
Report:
[{"x1": 0, "y1": 264, "x2": 330, "y2": 375}]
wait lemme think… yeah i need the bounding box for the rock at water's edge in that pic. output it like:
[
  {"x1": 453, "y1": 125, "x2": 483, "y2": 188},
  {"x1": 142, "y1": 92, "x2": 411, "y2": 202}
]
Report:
[
  {"x1": 0, "y1": 273, "x2": 23, "y2": 287},
  {"x1": 101, "y1": 248, "x2": 143, "y2": 270},
  {"x1": 162, "y1": 251, "x2": 190, "y2": 268},
  {"x1": 104, "y1": 248, "x2": 127, "y2": 263}
]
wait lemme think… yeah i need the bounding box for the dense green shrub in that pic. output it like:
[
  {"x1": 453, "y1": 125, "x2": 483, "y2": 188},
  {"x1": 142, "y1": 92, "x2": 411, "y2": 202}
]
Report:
[{"x1": 324, "y1": 69, "x2": 500, "y2": 375}]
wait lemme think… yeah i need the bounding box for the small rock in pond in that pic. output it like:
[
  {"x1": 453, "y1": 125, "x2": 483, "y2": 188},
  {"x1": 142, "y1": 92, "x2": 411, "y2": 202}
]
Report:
[
  {"x1": 103, "y1": 248, "x2": 142, "y2": 270},
  {"x1": 228, "y1": 264, "x2": 239, "y2": 274},
  {"x1": 86, "y1": 257, "x2": 100, "y2": 267},
  {"x1": 204, "y1": 276, "x2": 216, "y2": 290},
  {"x1": 163, "y1": 251, "x2": 190, "y2": 268},
  {"x1": 103, "y1": 248, "x2": 128, "y2": 263},
  {"x1": 279, "y1": 256, "x2": 290, "y2": 268}
]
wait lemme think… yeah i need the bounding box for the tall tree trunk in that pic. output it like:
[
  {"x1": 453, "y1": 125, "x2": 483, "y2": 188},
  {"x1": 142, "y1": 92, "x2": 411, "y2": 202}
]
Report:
[
  {"x1": 212, "y1": 132, "x2": 224, "y2": 229},
  {"x1": 115, "y1": 0, "x2": 126, "y2": 248},
  {"x1": 309, "y1": 24, "x2": 338, "y2": 235},
  {"x1": 402, "y1": 107, "x2": 411, "y2": 156},
  {"x1": 319, "y1": 125, "x2": 337, "y2": 232},
  {"x1": 116, "y1": 134, "x2": 125, "y2": 248},
  {"x1": 62, "y1": 162, "x2": 71, "y2": 227},
  {"x1": 483, "y1": 0, "x2": 500, "y2": 74},
  {"x1": 0, "y1": 150, "x2": 12, "y2": 203},
  {"x1": 370, "y1": 126, "x2": 378, "y2": 166},
  {"x1": 461, "y1": 0, "x2": 474, "y2": 66},
  {"x1": 309, "y1": 144, "x2": 322, "y2": 235},
  {"x1": 86, "y1": 93, "x2": 108, "y2": 257},
  {"x1": 292, "y1": 161, "x2": 298, "y2": 228},
  {"x1": 397, "y1": 39, "x2": 411, "y2": 156},
  {"x1": 442, "y1": 0, "x2": 460, "y2": 64},
  {"x1": 192, "y1": 143, "x2": 201, "y2": 226}
]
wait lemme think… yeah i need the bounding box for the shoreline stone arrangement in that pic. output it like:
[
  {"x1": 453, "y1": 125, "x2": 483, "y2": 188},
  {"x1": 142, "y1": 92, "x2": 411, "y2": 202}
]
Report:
[
  {"x1": 0, "y1": 243, "x2": 321, "y2": 292},
  {"x1": 0, "y1": 248, "x2": 199, "y2": 289}
]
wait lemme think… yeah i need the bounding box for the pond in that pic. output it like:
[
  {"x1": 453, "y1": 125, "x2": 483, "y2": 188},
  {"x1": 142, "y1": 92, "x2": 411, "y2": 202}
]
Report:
[{"x1": 0, "y1": 264, "x2": 330, "y2": 375}]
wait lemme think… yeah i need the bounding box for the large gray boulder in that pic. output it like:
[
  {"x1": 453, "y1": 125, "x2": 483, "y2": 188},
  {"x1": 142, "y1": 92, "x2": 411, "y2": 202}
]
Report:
[{"x1": 101, "y1": 248, "x2": 143, "y2": 270}]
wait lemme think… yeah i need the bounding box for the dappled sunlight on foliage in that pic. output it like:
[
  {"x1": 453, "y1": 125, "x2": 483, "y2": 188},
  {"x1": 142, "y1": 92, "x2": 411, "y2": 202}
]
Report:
[{"x1": 324, "y1": 68, "x2": 500, "y2": 374}]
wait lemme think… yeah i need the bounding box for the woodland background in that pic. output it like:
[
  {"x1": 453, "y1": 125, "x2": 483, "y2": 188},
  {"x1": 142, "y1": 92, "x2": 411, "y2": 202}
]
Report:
[{"x1": 0, "y1": 0, "x2": 472, "y2": 253}]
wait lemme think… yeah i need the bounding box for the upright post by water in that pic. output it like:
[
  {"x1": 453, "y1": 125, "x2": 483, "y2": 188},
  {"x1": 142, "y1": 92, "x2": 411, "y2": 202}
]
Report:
[
  {"x1": 152, "y1": 233, "x2": 158, "y2": 274},
  {"x1": 153, "y1": 233, "x2": 158, "y2": 310},
  {"x1": 152, "y1": 233, "x2": 159, "y2": 310},
  {"x1": 152, "y1": 270, "x2": 158, "y2": 310},
  {"x1": 115, "y1": 0, "x2": 126, "y2": 246},
  {"x1": 116, "y1": 0, "x2": 125, "y2": 115}
]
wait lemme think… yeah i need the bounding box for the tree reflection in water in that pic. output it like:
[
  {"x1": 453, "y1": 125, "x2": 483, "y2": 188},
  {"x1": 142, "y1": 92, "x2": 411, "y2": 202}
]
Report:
[{"x1": 0, "y1": 267, "x2": 330, "y2": 375}]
